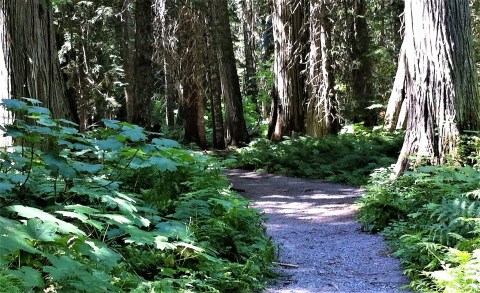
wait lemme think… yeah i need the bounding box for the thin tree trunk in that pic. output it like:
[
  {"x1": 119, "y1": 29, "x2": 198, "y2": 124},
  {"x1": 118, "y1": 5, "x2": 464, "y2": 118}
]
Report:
[
  {"x1": 384, "y1": 41, "x2": 407, "y2": 131},
  {"x1": 118, "y1": 0, "x2": 135, "y2": 123},
  {"x1": 206, "y1": 0, "x2": 225, "y2": 149},
  {"x1": 212, "y1": 0, "x2": 249, "y2": 146},
  {"x1": 239, "y1": 0, "x2": 259, "y2": 105},
  {"x1": 133, "y1": 0, "x2": 154, "y2": 128}
]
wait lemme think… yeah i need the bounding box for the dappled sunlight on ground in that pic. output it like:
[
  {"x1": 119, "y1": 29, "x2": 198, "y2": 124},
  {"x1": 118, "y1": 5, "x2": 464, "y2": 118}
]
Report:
[{"x1": 226, "y1": 169, "x2": 411, "y2": 293}]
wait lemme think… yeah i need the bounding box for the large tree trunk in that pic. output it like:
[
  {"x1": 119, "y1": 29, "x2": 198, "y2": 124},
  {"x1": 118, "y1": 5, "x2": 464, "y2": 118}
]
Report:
[
  {"x1": 212, "y1": 0, "x2": 250, "y2": 146},
  {"x1": 269, "y1": 0, "x2": 307, "y2": 140},
  {"x1": 133, "y1": 0, "x2": 154, "y2": 128},
  {"x1": 305, "y1": 0, "x2": 339, "y2": 137},
  {"x1": 394, "y1": 0, "x2": 480, "y2": 176},
  {"x1": 1, "y1": 0, "x2": 71, "y2": 119},
  {"x1": 176, "y1": 3, "x2": 207, "y2": 149}
]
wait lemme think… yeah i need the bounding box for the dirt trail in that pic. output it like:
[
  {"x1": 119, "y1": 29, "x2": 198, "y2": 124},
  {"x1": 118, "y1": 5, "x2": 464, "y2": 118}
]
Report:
[{"x1": 226, "y1": 169, "x2": 410, "y2": 293}]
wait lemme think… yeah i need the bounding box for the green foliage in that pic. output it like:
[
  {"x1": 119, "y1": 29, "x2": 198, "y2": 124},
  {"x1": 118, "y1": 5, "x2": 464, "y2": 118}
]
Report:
[
  {"x1": 230, "y1": 125, "x2": 403, "y2": 185},
  {"x1": 358, "y1": 164, "x2": 480, "y2": 291},
  {"x1": 0, "y1": 99, "x2": 274, "y2": 292}
]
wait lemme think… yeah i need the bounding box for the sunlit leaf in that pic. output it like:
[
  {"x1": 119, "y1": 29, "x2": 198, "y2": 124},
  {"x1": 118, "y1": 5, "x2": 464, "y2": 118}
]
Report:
[
  {"x1": 2, "y1": 99, "x2": 28, "y2": 111},
  {"x1": 25, "y1": 218, "x2": 59, "y2": 241},
  {"x1": 9, "y1": 205, "x2": 85, "y2": 236}
]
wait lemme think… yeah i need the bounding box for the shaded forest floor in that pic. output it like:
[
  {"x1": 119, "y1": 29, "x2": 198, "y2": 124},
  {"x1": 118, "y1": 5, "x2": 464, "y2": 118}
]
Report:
[{"x1": 226, "y1": 169, "x2": 410, "y2": 293}]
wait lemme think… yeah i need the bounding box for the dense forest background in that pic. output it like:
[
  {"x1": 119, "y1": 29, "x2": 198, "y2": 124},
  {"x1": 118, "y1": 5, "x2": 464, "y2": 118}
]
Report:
[{"x1": 3, "y1": 1, "x2": 480, "y2": 292}]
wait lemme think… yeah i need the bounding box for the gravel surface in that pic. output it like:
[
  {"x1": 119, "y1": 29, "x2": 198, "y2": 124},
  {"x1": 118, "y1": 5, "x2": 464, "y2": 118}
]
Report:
[{"x1": 226, "y1": 169, "x2": 411, "y2": 293}]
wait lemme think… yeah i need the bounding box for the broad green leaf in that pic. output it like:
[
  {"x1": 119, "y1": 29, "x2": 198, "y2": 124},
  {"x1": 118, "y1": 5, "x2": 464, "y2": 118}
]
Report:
[
  {"x1": 152, "y1": 138, "x2": 181, "y2": 148},
  {"x1": 72, "y1": 161, "x2": 102, "y2": 174},
  {"x1": 2, "y1": 99, "x2": 28, "y2": 111},
  {"x1": 0, "y1": 182, "x2": 15, "y2": 193},
  {"x1": 76, "y1": 240, "x2": 121, "y2": 269},
  {"x1": 102, "y1": 195, "x2": 137, "y2": 213},
  {"x1": 9, "y1": 266, "x2": 44, "y2": 288},
  {"x1": 96, "y1": 214, "x2": 132, "y2": 225},
  {"x1": 156, "y1": 221, "x2": 190, "y2": 240},
  {"x1": 21, "y1": 97, "x2": 42, "y2": 104},
  {"x1": 0, "y1": 235, "x2": 40, "y2": 254},
  {"x1": 36, "y1": 116, "x2": 57, "y2": 127},
  {"x1": 56, "y1": 210, "x2": 104, "y2": 230},
  {"x1": 8, "y1": 173, "x2": 27, "y2": 184},
  {"x1": 154, "y1": 235, "x2": 176, "y2": 250},
  {"x1": 25, "y1": 218, "x2": 59, "y2": 241},
  {"x1": 27, "y1": 106, "x2": 50, "y2": 115},
  {"x1": 43, "y1": 255, "x2": 82, "y2": 280},
  {"x1": 124, "y1": 225, "x2": 155, "y2": 245},
  {"x1": 96, "y1": 137, "x2": 123, "y2": 151},
  {"x1": 64, "y1": 204, "x2": 100, "y2": 215},
  {"x1": 41, "y1": 152, "x2": 77, "y2": 178},
  {"x1": 120, "y1": 125, "x2": 147, "y2": 142},
  {"x1": 9, "y1": 205, "x2": 85, "y2": 236},
  {"x1": 102, "y1": 119, "x2": 121, "y2": 129},
  {"x1": 148, "y1": 156, "x2": 177, "y2": 171}
]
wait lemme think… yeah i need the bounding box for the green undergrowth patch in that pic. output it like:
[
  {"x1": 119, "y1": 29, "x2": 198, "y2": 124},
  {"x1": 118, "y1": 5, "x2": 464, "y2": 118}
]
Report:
[
  {"x1": 0, "y1": 98, "x2": 275, "y2": 292},
  {"x1": 358, "y1": 165, "x2": 480, "y2": 292},
  {"x1": 229, "y1": 125, "x2": 403, "y2": 185}
]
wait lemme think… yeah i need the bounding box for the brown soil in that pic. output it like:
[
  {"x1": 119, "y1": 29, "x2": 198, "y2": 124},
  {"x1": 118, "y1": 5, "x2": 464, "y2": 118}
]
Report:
[{"x1": 226, "y1": 169, "x2": 411, "y2": 293}]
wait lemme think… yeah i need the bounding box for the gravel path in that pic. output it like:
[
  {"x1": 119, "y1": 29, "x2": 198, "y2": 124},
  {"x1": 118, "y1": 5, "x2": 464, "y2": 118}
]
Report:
[{"x1": 226, "y1": 169, "x2": 411, "y2": 293}]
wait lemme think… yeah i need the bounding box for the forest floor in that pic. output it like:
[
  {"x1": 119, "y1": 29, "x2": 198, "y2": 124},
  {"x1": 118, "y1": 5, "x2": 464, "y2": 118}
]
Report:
[{"x1": 226, "y1": 169, "x2": 411, "y2": 293}]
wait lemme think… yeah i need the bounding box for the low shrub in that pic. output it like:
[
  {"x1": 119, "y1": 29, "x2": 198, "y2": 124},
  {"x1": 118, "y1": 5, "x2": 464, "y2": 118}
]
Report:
[
  {"x1": 358, "y1": 165, "x2": 480, "y2": 292},
  {"x1": 0, "y1": 98, "x2": 274, "y2": 292},
  {"x1": 229, "y1": 125, "x2": 403, "y2": 185}
]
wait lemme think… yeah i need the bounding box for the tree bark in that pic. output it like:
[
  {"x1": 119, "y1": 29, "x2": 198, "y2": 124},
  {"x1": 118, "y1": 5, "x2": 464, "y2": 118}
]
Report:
[
  {"x1": 384, "y1": 41, "x2": 407, "y2": 131},
  {"x1": 394, "y1": 0, "x2": 480, "y2": 176},
  {"x1": 117, "y1": 0, "x2": 135, "y2": 123},
  {"x1": 305, "y1": 0, "x2": 339, "y2": 137},
  {"x1": 1, "y1": 0, "x2": 71, "y2": 119},
  {"x1": 205, "y1": 0, "x2": 225, "y2": 149},
  {"x1": 212, "y1": 0, "x2": 250, "y2": 146},
  {"x1": 133, "y1": 0, "x2": 154, "y2": 128},
  {"x1": 176, "y1": 3, "x2": 207, "y2": 149},
  {"x1": 239, "y1": 0, "x2": 259, "y2": 104},
  {"x1": 350, "y1": 0, "x2": 375, "y2": 126},
  {"x1": 269, "y1": 0, "x2": 308, "y2": 140}
]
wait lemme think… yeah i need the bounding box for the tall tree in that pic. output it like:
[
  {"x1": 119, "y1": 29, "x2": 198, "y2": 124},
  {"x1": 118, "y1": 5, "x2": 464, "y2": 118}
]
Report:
[
  {"x1": 305, "y1": 0, "x2": 339, "y2": 137},
  {"x1": 132, "y1": 0, "x2": 154, "y2": 128},
  {"x1": 349, "y1": 0, "x2": 375, "y2": 125},
  {"x1": 239, "y1": 0, "x2": 259, "y2": 103},
  {"x1": 1, "y1": 0, "x2": 71, "y2": 119},
  {"x1": 393, "y1": 0, "x2": 480, "y2": 176},
  {"x1": 212, "y1": 0, "x2": 250, "y2": 146},
  {"x1": 269, "y1": 0, "x2": 308, "y2": 141},
  {"x1": 206, "y1": 0, "x2": 225, "y2": 149},
  {"x1": 176, "y1": 3, "x2": 207, "y2": 149}
]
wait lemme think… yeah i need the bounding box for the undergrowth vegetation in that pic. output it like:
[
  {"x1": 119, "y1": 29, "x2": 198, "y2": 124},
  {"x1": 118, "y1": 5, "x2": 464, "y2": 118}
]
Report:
[
  {"x1": 0, "y1": 99, "x2": 275, "y2": 292},
  {"x1": 359, "y1": 163, "x2": 480, "y2": 292},
  {"x1": 229, "y1": 125, "x2": 403, "y2": 185}
]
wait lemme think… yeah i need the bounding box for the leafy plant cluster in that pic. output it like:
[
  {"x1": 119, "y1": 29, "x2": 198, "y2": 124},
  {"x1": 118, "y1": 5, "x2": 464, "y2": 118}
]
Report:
[
  {"x1": 229, "y1": 125, "x2": 403, "y2": 185},
  {"x1": 358, "y1": 165, "x2": 480, "y2": 292},
  {"x1": 0, "y1": 99, "x2": 274, "y2": 292}
]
